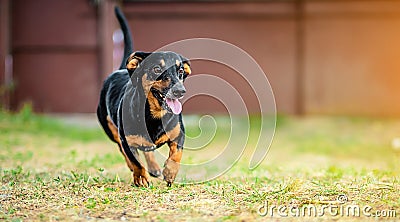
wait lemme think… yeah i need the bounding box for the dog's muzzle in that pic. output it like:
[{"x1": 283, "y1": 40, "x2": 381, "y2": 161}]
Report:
[
  {"x1": 171, "y1": 84, "x2": 186, "y2": 99},
  {"x1": 165, "y1": 83, "x2": 186, "y2": 115}
]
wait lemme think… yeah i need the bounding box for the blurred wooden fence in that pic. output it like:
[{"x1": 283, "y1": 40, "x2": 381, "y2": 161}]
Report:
[{"x1": 1, "y1": 0, "x2": 400, "y2": 116}]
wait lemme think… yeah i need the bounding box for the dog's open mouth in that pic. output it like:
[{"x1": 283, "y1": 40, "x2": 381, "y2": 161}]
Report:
[
  {"x1": 151, "y1": 88, "x2": 182, "y2": 115},
  {"x1": 165, "y1": 98, "x2": 182, "y2": 114}
]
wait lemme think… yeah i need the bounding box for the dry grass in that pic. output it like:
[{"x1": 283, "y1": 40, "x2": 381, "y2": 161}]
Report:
[{"x1": 1, "y1": 107, "x2": 399, "y2": 221}]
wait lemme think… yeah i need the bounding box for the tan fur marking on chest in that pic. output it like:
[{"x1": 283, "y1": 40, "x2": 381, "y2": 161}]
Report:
[
  {"x1": 126, "y1": 135, "x2": 154, "y2": 147},
  {"x1": 155, "y1": 123, "x2": 181, "y2": 145}
]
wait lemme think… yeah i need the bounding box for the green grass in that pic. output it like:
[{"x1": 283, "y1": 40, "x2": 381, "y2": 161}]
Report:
[
  {"x1": 0, "y1": 105, "x2": 105, "y2": 143},
  {"x1": 1, "y1": 107, "x2": 399, "y2": 221}
]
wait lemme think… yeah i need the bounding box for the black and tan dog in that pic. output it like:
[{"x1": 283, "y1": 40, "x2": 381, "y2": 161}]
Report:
[{"x1": 97, "y1": 7, "x2": 191, "y2": 187}]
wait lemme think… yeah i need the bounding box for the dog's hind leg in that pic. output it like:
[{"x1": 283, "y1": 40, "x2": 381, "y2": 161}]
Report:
[
  {"x1": 144, "y1": 151, "x2": 162, "y2": 177},
  {"x1": 106, "y1": 116, "x2": 136, "y2": 171}
]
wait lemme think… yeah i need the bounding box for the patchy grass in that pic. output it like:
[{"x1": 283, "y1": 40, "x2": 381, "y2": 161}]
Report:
[{"x1": 1, "y1": 108, "x2": 399, "y2": 221}]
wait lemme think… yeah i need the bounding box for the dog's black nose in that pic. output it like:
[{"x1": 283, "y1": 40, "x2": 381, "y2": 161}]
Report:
[{"x1": 172, "y1": 85, "x2": 186, "y2": 98}]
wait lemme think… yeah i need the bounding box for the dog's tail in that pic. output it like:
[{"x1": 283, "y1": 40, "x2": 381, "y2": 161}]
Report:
[{"x1": 115, "y1": 6, "x2": 133, "y2": 70}]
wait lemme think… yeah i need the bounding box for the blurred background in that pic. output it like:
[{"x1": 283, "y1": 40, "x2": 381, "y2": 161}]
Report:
[
  {"x1": 1, "y1": 0, "x2": 400, "y2": 116},
  {"x1": 1, "y1": 2, "x2": 400, "y2": 219}
]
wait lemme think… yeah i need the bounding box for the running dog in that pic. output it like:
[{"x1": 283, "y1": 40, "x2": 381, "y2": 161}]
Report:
[{"x1": 97, "y1": 7, "x2": 191, "y2": 187}]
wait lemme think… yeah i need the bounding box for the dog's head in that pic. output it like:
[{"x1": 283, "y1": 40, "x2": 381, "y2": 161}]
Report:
[{"x1": 126, "y1": 51, "x2": 191, "y2": 115}]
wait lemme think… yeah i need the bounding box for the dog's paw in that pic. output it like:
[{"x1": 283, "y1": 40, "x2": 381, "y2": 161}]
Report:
[
  {"x1": 133, "y1": 169, "x2": 150, "y2": 187},
  {"x1": 162, "y1": 159, "x2": 180, "y2": 186},
  {"x1": 149, "y1": 169, "x2": 162, "y2": 178},
  {"x1": 148, "y1": 162, "x2": 162, "y2": 178}
]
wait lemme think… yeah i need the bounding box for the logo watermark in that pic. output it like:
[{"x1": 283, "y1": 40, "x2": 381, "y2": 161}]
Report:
[{"x1": 257, "y1": 194, "x2": 397, "y2": 218}]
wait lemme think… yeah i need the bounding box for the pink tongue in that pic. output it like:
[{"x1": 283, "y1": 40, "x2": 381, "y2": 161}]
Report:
[{"x1": 166, "y1": 98, "x2": 182, "y2": 114}]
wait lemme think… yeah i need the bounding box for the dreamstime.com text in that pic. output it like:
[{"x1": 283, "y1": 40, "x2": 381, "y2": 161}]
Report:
[{"x1": 257, "y1": 201, "x2": 397, "y2": 218}]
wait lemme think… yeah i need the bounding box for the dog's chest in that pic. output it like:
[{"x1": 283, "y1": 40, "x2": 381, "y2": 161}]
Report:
[
  {"x1": 126, "y1": 117, "x2": 179, "y2": 149},
  {"x1": 147, "y1": 116, "x2": 181, "y2": 146}
]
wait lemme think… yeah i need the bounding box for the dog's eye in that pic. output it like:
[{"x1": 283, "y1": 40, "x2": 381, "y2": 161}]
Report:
[
  {"x1": 153, "y1": 66, "x2": 162, "y2": 74},
  {"x1": 178, "y1": 68, "x2": 184, "y2": 78}
]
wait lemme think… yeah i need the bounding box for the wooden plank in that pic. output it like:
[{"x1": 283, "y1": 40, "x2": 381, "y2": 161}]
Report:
[
  {"x1": 0, "y1": 0, "x2": 11, "y2": 109},
  {"x1": 304, "y1": 2, "x2": 400, "y2": 116},
  {"x1": 123, "y1": 2, "x2": 298, "y2": 114},
  {"x1": 12, "y1": 52, "x2": 98, "y2": 113},
  {"x1": 12, "y1": 0, "x2": 97, "y2": 48}
]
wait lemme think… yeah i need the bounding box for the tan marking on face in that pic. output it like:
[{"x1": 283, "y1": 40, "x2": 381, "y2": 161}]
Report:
[
  {"x1": 176, "y1": 60, "x2": 181, "y2": 67},
  {"x1": 160, "y1": 59, "x2": 165, "y2": 67},
  {"x1": 151, "y1": 79, "x2": 170, "y2": 91},
  {"x1": 142, "y1": 73, "x2": 171, "y2": 93},
  {"x1": 147, "y1": 91, "x2": 167, "y2": 119},
  {"x1": 155, "y1": 123, "x2": 181, "y2": 145},
  {"x1": 141, "y1": 74, "x2": 152, "y2": 96},
  {"x1": 142, "y1": 74, "x2": 170, "y2": 119},
  {"x1": 126, "y1": 135, "x2": 154, "y2": 147},
  {"x1": 183, "y1": 63, "x2": 191, "y2": 75}
]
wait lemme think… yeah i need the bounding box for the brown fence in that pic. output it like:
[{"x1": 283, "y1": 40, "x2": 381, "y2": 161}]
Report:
[{"x1": 1, "y1": 0, "x2": 400, "y2": 116}]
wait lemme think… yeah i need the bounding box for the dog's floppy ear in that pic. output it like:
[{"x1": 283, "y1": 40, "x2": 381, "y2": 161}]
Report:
[
  {"x1": 180, "y1": 55, "x2": 191, "y2": 78},
  {"x1": 126, "y1": 51, "x2": 151, "y2": 75}
]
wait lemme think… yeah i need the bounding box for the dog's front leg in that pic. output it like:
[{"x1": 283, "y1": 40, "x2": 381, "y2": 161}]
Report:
[
  {"x1": 128, "y1": 147, "x2": 151, "y2": 187},
  {"x1": 163, "y1": 141, "x2": 183, "y2": 186}
]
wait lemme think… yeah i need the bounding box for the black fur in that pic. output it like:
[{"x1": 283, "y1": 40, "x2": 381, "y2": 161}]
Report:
[
  {"x1": 114, "y1": 6, "x2": 133, "y2": 70},
  {"x1": 96, "y1": 7, "x2": 190, "y2": 185}
]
